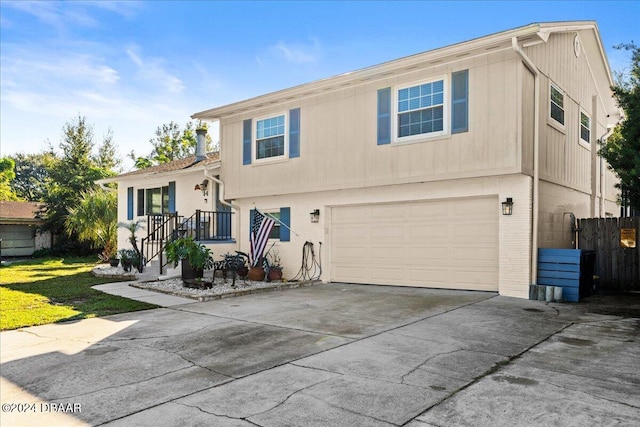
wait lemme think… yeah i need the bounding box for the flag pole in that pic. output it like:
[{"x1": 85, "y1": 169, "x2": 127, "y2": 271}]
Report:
[{"x1": 255, "y1": 207, "x2": 300, "y2": 237}]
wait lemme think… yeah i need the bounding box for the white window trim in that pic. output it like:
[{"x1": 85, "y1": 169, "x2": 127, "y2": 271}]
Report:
[
  {"x1": 392, "y1": 75, "x2": 449, "y2": 144},
  {"x1": 548, "y1": 81, "x2": 566, "y2": 132},
  {"x1": 253, "y1": 112, "x2": 289, "y2": 163},
  {"x1": 579, "y1": 108, "x2": 591, "y2": 150}
]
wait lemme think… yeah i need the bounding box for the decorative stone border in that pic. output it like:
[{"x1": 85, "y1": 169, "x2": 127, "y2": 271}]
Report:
[{"x1": 131, "y1": 278, "x2": 322, "y2": 302}]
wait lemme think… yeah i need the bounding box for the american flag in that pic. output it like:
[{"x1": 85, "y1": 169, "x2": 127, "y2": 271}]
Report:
[{"x1": 250, "y1": 210, "x2": 276, "y2": 267}]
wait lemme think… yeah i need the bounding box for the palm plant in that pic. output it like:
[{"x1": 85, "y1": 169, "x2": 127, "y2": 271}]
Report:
[
  {"x1": 65, "y1": 190, "x2": 117, "y2": 261},
  {"x1": 118, "y1": 219, "x2": 145, "y2": 272}
]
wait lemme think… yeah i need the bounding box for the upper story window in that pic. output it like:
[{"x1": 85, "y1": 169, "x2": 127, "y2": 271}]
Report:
[
  {"x1": 580, "y1": 110, "x2": 591, "y2": 144},
  {"x1": 550, "y1": 83, "x2": 565, "y2": 126},
  {"x1": 256, "y1": 114, "x2": 286, "y2": 160},
  {"x1": 396, "y1": 78, "x2": 446, "y2": 141}
]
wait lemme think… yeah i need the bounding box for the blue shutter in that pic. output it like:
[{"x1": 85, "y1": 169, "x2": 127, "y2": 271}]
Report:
[
  {"x1": 377, "y1": 87, "x2": 391, "y2": 145},
  {"x1": 127, "y1": 187, "x2": 134, "y2": 220},
  {"x1": 279, "y1": 207, "x2": 290, "y2": 242},
  {"x1": 289, "y1": 108, "x2": 300, "y2": 158},
  {"x1": 243, "y1": 119, "x2": 252, "y2": 165},
  {"x1": 249, "y1": 209, "x2": 256, "y2": 235},
  {"x1": 451, "y1": 70, "x2": 469, "y2": 134},
  {"x1": 168, "y1": 181, "x2": 176, "y2": 213}
]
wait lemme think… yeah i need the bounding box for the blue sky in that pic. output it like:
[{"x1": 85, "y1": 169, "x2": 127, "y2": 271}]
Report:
[{"x1": 1, "y1": 0, "x2": 638, "y2": 170}]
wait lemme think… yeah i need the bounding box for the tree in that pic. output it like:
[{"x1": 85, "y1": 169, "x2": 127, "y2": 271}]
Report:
[
  {"x1": 599, "y1": 43, "x2": 640, "y2": 211},
  {"x1": 95, "y1": 128, "x2": 122, "y2": 173},
  {"x1": 65, "y1": 190, "x2": 117, "y2": 260},
  {"x1": 41, "y1": 115, "x2": 118, "y2": 246},
  {"x1": 0, "y1": 157, "x2": 21, "y2": 201},
  {"x1": 9, "y1": 151, "x2": 54, "y2": 201},
  {"x1": 129, "y1": 121, "x2": 214, "y2": 168}
]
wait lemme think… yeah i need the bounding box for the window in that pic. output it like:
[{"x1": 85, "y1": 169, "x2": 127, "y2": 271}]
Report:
[
  {"x1": 267, "y1": 211, "x2": 280, "y2": 240},
  {"x1": 145, "y1": 186, "x2": 169, "y2": 215},
  {"x1": 137, "y1": 189, "x2": 145, "y2": 216},
  {"x1": 550, "y1": 83, "x2": 565, "y2": 125},
  {"x1": 256, "y1": 114, "x2": 286, "y2": 160},
  {"x1": 397, "y1": 79, "x2": 445, "y2": 139},
  {"x1": 580, "y1": 110, "x2": 591, "y2": 144},
  {"x1": 249, "y1": 207, "x2": 290, "y2": 242},
  {"x1": 377, "y1": 71, "x2": 467, "y2": 146}
]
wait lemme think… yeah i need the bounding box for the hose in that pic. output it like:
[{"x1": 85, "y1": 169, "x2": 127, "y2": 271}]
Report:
[{"x1": 291, "y1": 241, "x2": 322, "y2": 281}]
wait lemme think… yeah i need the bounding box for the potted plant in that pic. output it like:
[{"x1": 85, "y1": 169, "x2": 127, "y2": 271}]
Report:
[
  {"x1": 165, "y1": 237, "x2": 214, "y2": 281},
  {"x1": 118, "y1": 220, "x2": 145, "y2": 272},
  {"x1": 266, "y1": 250, "x2": 283, "y2": 282},
  {"x1": 118, "y1": 249, "x2": 139, "y2": 272}
]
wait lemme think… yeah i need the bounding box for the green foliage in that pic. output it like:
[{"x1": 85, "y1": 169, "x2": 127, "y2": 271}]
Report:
[
  {"x1": 164, "y1": 236, "x2": 214, "y2": 270},
  {"x1": 129, "y1": 120, "x2": 214, "y2": 169},
  {"x1": 41, "y1": 115, "x2": 118, "y2": 240},
  {"x1": 65, "y1": 190, "x2": 118, "y2": 260},
  {"x1": 118, "y1": 249, "x2": 140, "y2": 272},
  {"x1": 0, "y1": 157, "x2": 20, "y2": 201},
  {"x1": 0, "y1": 257, "x2": 157, "y2": 330},
  {"x1": 118, "y1": 220, "x2": 145, "y2": 271},
  {"x1": 8, "y1": 151, "x2": 54, "y2": 201},
  {"x1": 599, "y1": 43, "x2": 640, "y2": 210}
]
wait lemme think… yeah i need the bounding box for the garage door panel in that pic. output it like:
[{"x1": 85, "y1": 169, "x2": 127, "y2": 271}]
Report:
[
  {"x1": 370, "y1": 246, "x2": 405, "y2": 260},
  {"x1": 370, "y1": 225, "x2": 404, "y2": 239},
  {"x1": 331, "y1": 197, "x2": 498, "y2": 291},
  {"x1": 408, "y1": 201, "x2": 448, "y2": 217}
]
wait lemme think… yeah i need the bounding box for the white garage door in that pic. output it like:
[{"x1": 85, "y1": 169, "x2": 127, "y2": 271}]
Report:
[
  {"x1": 1, "y1": 225, "x2": 36, "y2": 257},
  {"x1": 330, "y1": 197, "x2": 498, "y2": 291}
]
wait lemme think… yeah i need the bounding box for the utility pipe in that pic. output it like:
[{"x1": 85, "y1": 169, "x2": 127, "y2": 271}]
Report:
[
  {"x1": 512, "y1": 37, "x2": 540, "y2": 287},
  {"x1": 598, "y1": 126, "x2": 615, "y2": 217},
  {"x1": 205, "y1": 170, "x2": 241, "y2": 249}
]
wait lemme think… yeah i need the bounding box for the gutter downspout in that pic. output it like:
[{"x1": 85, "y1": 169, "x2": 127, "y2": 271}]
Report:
[
  {"x1": 204, "y1": 170, "x2": 241, "y2": 248},
  {"x1": 598, "y1": 126, "x2": 615, "y2": 217},
  {"x1": 512, "y1": 37, "x2": 540, "y2": 287}
]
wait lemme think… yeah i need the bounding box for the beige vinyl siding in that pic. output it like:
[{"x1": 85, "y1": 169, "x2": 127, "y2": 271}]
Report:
[
  {"x1": 221, "y1": 52, "x2": 521, "y2": 200},
  {"x1": 525, "y1": 32, "x2": 604, "y2": 193}
]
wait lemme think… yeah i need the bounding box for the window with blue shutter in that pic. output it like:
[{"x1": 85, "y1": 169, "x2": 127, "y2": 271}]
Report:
[
  {"x1": 377, "y1": 87, "x2": 391, "y2": 145},
  {"x1": 168, "y1": 181, "x2": 176, "y2": 213},
  {"x1": 289, "y1": 108, "x2": 300, "y2": 158},
  {"x1": 127, "y1": 187, "x2": 134, "y2": 220},
  {"x1": 249, "y1": 208, "x2": 290, "y2": 241},
  {"x1": 243, "y1": 119, "x2": 252, "y2": 165},
  {"x1": 451, "y1": 70, "x2": 469, "y2": 134}
]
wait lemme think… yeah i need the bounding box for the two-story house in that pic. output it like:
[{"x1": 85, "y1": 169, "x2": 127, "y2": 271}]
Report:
[{"x1": 104, "y1": 21, "x2": 620, "y2": 299}]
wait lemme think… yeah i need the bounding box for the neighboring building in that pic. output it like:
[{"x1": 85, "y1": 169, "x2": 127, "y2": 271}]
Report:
[
  {"x1": 106, "y1": 21, "x2": 621, "y2": 299},
  {"x1": 0, "y1": 201, "x2": 51, "y2": 257}
]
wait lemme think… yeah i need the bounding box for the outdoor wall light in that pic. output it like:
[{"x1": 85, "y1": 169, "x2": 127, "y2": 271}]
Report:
[
  {"x1": 502, "y1": 197, "x2": 514, "y2": 215},
  {"x1": 195, "y1": 180, "x2": 209, "y2": 196},
  {"x1": 310, "y1": 209, "x2": 320, "y2": 223}
]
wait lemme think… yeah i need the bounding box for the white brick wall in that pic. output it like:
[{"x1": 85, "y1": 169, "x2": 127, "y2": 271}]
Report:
[{"x1": 234, "y1": 174, "x2": 533, "y2": 298}]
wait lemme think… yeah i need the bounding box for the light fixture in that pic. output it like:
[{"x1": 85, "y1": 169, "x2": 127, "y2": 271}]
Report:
[
  {"x1": 310, "y1": 209, "x2": 320, "y2": 223},
  {"x1": 502, "y1": 197, "x2": 514, "y2": 215}
]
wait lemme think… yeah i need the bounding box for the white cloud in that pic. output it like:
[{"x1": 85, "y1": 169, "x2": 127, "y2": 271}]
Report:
[
  {"x1": 126, "y1": 46, "x2": 186, "y2": 94},
  {"x1": 259, "y1": 38, "x2": 323, "y2": 65}
]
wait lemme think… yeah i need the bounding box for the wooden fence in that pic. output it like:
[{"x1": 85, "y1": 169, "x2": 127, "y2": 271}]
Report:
[{"x1": 577, "y1": 217, "x2": 639, "y2": 292}]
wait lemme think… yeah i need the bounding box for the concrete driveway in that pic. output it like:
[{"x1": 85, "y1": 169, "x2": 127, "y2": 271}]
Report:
[{"x1": 1, "y1": 283, "x2": 639, "y2": 426}]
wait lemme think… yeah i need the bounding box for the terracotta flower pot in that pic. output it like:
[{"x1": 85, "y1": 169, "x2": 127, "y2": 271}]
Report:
[
  {"x1": 268, "y1": 268, "x2": 283, "y2": 282},
  {"x1": 247, "y1": 266, "x2": 265, "y2": 281}
]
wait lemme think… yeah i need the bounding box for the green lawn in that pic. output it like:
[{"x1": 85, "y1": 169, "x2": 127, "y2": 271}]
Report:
[{"x1": 0, "y1": 257, "x2": 158, "y2": 331}]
